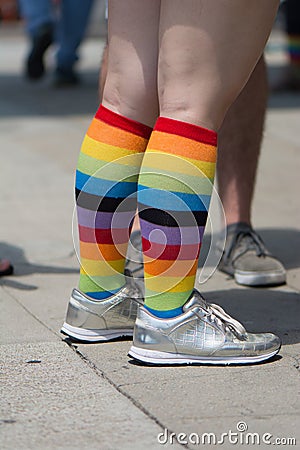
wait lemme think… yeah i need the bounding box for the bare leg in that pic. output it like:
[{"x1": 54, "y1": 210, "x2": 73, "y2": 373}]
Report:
[
  {"x1": 158, "y1": 0, "x2": 278, "y2": 130},
  {"x1": 217, "y1": 54, "x2": 286, "y2": 286},
  {"x1": 217, "y1": 56, "x2": 268, "y2": 226},
  {"x1": 102, "y1": 0, "x2": 160, "y2": 127},
  {"x1": 99, "y1": 44, "x2": 108, "y2": 100}
]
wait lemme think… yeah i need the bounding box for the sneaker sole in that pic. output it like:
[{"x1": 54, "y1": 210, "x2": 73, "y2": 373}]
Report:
[
  {"x1": 234, "y1": 270, "x2": 286, "y2": 287},
  {"x1": 128, "y1": 346, "x2": 280, "y2": 366},
  {"x1": 61, "y1": 322, "x2": 133, "y2": 342}
]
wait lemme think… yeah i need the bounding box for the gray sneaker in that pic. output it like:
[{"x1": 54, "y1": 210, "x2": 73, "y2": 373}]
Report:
[
  {"x1": 125, "y1": 230, "x2": 143, "y2": 280},
  {"x1": 61, "y1": 271, "x2": 143, "y2": 342},
  {"x1": 218, "y1": 223, "x2": 286, "y2": 287},
  {"x1": 128, "y1": 290, "x2": 281, "y2": 365}
]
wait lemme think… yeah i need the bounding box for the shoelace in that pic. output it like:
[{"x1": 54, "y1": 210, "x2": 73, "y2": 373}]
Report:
[
  {"x1": 193, "y1": 291, "x2": 247, "y2": 340},
  {"x1": 224, "y1": 228, "x2": 268, "y2": 261}
]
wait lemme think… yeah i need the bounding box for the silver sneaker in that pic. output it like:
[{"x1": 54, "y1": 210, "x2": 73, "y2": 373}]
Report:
[
  {"x1": 128, "y1": 290, "x2": 281, "y2": 365},
  {"x1": 61, "y1": 274, "x2": 143, "y2": 342}
]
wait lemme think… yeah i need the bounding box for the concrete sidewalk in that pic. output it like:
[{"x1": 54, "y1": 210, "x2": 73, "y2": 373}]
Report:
[{"x1": 0, "y1": 25, "x2": 299, "y2": 450}]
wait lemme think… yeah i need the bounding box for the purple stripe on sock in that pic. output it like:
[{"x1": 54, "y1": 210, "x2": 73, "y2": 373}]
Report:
[
  {"x1": 139, "y1": 218, "x2": 204, "y2": 245},
  {"x1": 77, "y1": 206, "x2": 135, "y2": 229}
]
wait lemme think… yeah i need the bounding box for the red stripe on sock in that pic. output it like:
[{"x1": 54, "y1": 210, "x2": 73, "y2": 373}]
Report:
[
  {"x1": 142, "y1": 237, "x2": 201, "y2": 261},
  {"x1": 154, "y1": 117, "x2": 217, "y2": 146},
  {"x1": 79, "y1": 225, "x2": 129, "y2": 245},
  {"x1": 95, "y1": 105, "x2": 152, "y2": 139}
]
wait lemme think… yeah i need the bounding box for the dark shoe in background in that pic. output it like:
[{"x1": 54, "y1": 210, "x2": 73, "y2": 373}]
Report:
[
  {"x1": 26, "y1": 22, "x2": 53, "y2": 80},
  {"x1": 218, "y1": 222, "x2": 286, "y2": 287},
  {"x1": 53, "y1": 66, "x2": 80, "y2": 87}
]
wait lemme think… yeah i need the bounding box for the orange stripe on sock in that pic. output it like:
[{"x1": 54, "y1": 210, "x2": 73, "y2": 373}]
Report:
[
  {"x1": 80, "y1": 241, "x2": 128, "y2": 261},
  {"x1": 87, "y1": 118, "x2": 148, "y2": 151},
  {"x1": 144, "y1": 258, "x2": 198, "y2": 277},
  {"x1": 148, "y1": 131, "x2": 217, "y2": 162}
]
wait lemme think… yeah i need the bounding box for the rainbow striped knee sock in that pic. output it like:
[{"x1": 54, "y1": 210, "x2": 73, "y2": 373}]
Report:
[
  {"x1": 138, "y1": 117, "x2": 217, "y2": 317},
  {"x1": 76, "y1": 105, "x2": 152, "y2": 299}
]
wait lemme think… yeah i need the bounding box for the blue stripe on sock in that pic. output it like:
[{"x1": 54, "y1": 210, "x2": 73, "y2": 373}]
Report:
[
  {"x1": 86, "y1": 288, "x2": 120, "y2": 300},
  {"x1": 76, "y1": 170, "x2": 137, "y2": 197},
  {"x1": 144, "y1": 305, "x2": 183, "y2": 318},
  {"x1": 138, "y1": 185, "x2": 210, "y2": 211}
]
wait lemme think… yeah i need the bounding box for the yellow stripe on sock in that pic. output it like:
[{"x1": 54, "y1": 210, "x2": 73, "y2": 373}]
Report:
[
  {"x1": 144, "y1": 273, "x2": 195, "y2": 293},
  {"x1": 81, "y1": 134, "x2": 144, "y2": 162},
  {"x1": 80, "y1": 258, "x2": 125, "y2": 276},
  {"x1": 142, "y1": 150, "x2": 216, "y2": 179}
]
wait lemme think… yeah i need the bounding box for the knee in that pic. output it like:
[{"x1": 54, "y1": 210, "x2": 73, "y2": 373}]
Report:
[
  {"x1": 158, "y1": 50, "x2": 221, "y2": 129},
  {"x1": 102, "y1": 56, "x2": 158, "y2": 127},
  {"x1": 158, "y1": 49, "x2": 199, "y2": 114}
]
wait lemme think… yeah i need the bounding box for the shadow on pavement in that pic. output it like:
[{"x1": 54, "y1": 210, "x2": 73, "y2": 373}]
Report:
[
  {"x1": 257, "y1": 228, "x2": 300, "y2": 270},
  {"x1": 0, "y1": 241, "x2": 77, "y2": 291},
  {"x1": 1, "y1": 68, "x2": 300, "y2": 118},
  {"x1": 0, "y1": 71, "x2": 99, "y2": 118}
]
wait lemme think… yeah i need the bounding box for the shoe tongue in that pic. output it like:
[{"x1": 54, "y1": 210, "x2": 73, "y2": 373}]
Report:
[
  {"x1": 183, "y1": 290, "x2": 207, "y2": 312},
  {"x1": 226, "y1": 222, "x2": 252, "y2": 235}
]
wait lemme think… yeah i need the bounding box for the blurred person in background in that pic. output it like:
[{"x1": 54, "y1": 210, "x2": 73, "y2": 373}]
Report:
[
  {"x1": 0, "y1": 0, "x2": 19, "y2": 21},
  {"x1": 19, "y1": 0, "x2": 94, "y2": 85},
  {"x1": 273, "y1": 0, "x2": 300, "y2": 91}
]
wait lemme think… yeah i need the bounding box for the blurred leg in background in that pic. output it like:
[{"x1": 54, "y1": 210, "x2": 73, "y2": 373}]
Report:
[
  {"x1": 55, "y1": 0, "x2": 94, "y2": 86},
  {"x1": 273, "y1": 0, "x2": 300, "y2": 91},
  {"x1": 19, "y1": 0, "x2": 94, "y2": 85},
  {"x1": 18, "y1": 0, "x2": 54, "y2": 79},
  {"x1": 217, "y1": 56, "x2": 286, "y2": 286}
]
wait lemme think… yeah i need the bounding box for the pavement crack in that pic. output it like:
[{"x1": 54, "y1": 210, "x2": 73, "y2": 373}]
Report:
[
  {"x1": 283, "y1": 352, "x2": 300, "y2": 373},
  {"x1": 63, "y1": 339, "x2": 190, "y2": 449},
  {"x1": 292, "y1": 357, "x2": 300, "y2": 373}
]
